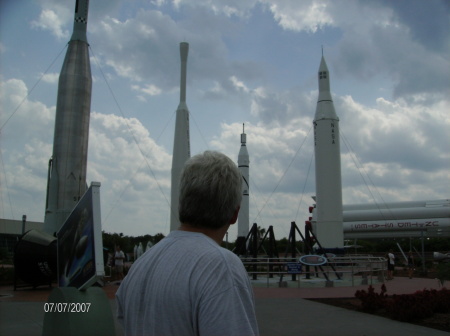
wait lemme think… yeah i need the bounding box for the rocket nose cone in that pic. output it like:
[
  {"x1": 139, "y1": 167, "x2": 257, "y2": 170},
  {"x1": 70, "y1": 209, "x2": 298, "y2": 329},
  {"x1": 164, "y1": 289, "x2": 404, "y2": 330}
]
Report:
[
  {"x1": 71, "y1": 0, "x2": 89, "y2": 42},
  {"x1": 319, "y1": 56, "x2": 329, "y2": 72},
  {"x1": 180, "y1": 42, "x2": 189, "y2": 62}
]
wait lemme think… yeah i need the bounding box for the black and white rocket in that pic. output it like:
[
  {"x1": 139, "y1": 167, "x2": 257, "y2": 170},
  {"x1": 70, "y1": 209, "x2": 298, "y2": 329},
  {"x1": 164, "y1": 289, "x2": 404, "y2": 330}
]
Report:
[
  {"x1": 237, "y1": 124, "x2": 250, "y2": 239},
  {"x1": 312, "y1": 55, "x2": 344, "y2": 248},
  {"x1": 170, "y1": 42, "x2": 191, "y2": 231},
  {"x1": 44, "y1": 0, "x2": 92, "y2": 235}
]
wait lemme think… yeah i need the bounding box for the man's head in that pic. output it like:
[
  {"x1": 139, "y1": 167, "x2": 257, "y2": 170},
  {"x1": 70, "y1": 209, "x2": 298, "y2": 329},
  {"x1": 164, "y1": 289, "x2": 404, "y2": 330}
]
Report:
[{"x1": 179, "y1": 151, "x2": 242, "y2": 229}]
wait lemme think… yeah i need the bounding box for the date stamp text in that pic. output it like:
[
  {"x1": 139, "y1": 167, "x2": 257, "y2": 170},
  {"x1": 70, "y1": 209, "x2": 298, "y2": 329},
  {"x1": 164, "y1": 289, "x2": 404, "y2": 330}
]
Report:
[{"x1": 44, "y1": 302, "x2": 91, "y2": 313}]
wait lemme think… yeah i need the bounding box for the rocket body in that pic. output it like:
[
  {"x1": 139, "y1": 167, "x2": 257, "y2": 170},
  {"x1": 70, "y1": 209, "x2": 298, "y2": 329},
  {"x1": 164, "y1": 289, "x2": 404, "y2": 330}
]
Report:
[
  {"x1": 312, "y1": 56, "x2": 344, "y2": 248},
  {"x1": 44, "y1": 0, "x2": 92, "y2": 235},
  {"x1": 170, "y1": 42, "x2": 191, "y2": 231},
  {"x1": 238, "y1": 125, "x2": 250, "y2": 238}
]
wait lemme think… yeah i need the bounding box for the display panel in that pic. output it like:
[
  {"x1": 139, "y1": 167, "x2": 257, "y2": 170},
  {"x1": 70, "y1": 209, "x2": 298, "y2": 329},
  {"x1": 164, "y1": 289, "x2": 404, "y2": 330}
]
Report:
[{"x1": 57, "y1": 182, "x2": 104, "y2": 290}]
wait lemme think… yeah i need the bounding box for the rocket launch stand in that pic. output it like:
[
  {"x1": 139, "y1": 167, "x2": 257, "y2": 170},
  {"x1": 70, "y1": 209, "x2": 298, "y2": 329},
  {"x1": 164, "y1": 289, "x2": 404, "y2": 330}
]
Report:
[
  {"x1": 286, "y1": 222, "x2": 342, "y2": 282},
  {"x1": 237, "y1": 224, "x2": 280, "y2": 258},
  {"x1": 236, "y1": 223, "x2": 281, "y2": 280}
]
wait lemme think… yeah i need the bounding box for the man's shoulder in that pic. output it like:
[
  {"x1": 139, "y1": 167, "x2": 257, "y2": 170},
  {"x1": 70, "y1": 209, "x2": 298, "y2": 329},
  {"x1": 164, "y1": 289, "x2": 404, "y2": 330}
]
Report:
[
  {"x1": 153, "y1": 231, "x2": 242, "y2": 265},
  {"x1": 209, "y1": 246, "x2": 246, "y2": 272}
]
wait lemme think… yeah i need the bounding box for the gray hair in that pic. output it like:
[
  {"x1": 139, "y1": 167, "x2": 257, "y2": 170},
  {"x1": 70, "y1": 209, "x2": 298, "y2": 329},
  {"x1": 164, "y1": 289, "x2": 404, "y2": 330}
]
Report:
[{"x1": 179, "y1": 151, "x2": 242, "y2": 229}]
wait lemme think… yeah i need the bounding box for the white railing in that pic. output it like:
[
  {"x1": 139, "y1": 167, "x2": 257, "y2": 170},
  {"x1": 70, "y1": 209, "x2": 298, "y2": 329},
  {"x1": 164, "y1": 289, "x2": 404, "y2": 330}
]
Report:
[{"x1": 240, "y1": 255, "x2": 387, "y2": 287}]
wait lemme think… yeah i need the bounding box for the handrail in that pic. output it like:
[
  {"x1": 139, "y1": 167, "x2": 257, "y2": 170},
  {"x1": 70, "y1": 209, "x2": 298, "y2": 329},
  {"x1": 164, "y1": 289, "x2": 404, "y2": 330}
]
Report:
[{"x1": 240, "y1": 255, "x2": 387, "y2": 287}]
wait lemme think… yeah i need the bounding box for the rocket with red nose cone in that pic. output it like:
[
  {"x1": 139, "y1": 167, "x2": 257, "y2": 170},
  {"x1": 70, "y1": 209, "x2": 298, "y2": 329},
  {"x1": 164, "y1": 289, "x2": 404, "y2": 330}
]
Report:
[
  {"x1": 170, "y1": 42, "x2": 191, "y2": 231},
  {"x1": 312, "y1": 55, "x2": 344, "y2": 248},
  {"x1": 44, "y1": 0, "x2": 92, "y2": 235}
]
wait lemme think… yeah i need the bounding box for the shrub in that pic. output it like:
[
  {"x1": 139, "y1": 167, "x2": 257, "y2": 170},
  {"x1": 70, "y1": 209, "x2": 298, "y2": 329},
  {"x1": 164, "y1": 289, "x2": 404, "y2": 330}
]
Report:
[
  {"x1": 386, "y1": 292, "x2": 433, "y2": 321},
  {"x1": 355, "y1": 284, "x2": 387, "y2": 313},
  {"x1": 432, "y1": 288, "x2": 450, "y2": 313},
  {"x1": 386, "y1": 288, "x2": 450, "y2": 322}
]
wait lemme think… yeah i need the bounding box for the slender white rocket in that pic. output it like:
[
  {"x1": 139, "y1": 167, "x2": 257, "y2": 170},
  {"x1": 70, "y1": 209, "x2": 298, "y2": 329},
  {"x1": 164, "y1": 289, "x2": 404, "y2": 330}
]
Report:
[
  {"x1": 44, "y1": 0, "x2": 92, "y2": 235},
  {"x1": 170, "y1": 42, "x2": 191, "y2": 231},
  {"x1": 312, "y1": 55, "x2": 344, "y2": 248},
  {"x1": 238, "y1": 124, "x2": 250, "y2": 239}
]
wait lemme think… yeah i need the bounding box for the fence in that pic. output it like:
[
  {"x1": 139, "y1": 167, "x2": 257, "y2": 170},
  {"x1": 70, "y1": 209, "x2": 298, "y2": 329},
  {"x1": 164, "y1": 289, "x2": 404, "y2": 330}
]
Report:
[{"x1": 240, "y1": 255, "x2": 387, "y2": 288}]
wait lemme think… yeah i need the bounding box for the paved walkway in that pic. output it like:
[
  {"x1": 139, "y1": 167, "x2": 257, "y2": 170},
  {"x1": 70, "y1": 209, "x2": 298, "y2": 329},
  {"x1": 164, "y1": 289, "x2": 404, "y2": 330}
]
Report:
[{"x1": 0, "y1": 277, "x2": 448, "y2": 336}]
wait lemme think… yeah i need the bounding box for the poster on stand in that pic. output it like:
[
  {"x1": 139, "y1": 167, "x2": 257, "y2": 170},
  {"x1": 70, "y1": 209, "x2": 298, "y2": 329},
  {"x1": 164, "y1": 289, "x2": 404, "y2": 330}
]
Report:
[{"x1": 57, "y1": 182, "x2": 104, "y2": 290}]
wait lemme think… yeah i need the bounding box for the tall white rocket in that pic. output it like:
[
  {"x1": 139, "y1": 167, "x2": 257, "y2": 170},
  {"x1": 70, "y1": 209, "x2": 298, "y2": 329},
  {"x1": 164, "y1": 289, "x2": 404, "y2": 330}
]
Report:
[
  {"x1": 238, "y1": 124, "x2": 250, "y2": 239},
  {"x1": 312, "y1": 55, "x2": 344, "y2": 248},
  {"x1": 44, "y1": 0, "x2": 92, "y2": 235},
  {"x1": 170, "y1": 42, "x2": 191, "y2": 231}
]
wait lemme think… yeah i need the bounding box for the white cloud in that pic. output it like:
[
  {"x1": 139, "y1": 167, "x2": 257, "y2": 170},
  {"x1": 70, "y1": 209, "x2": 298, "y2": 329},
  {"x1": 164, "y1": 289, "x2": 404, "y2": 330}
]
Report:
[
  {"x1": 151, "y1": 0, "x2": 166, "y2": 6},
  {"x1": 90, "y1": 11, "x2": 182, "y2": 84},
  {"x1": 1, "y1": 79, "x2": 55, "y2": 221},
  {"x1": 265, "y1": 0, "x2": 334, "y2": 32},
  {"x1": 250, "y1": 87, "x2": 316, "y2": 126},
  {"x1": 3, "y1": 0, "x2": 449, "y2": 241},
  {"x1": 207, "y1": 84, "x2": 450, "y2": 238},
  {"x1": 0, "y1": 78, "x2": 54, "y2": 138},
  {"x1": 208, "y1": 121, "x2": 315, "y2": 237},
  {"x1": 132, "y1": 84, "x2": 162, "y2": 97},
  {"x1": 230, "y1": 76, "x2": 250, "y2": 93},
  {"x1": 339, "y1": 94, "x2": 450, "y2": 169},
  {"x1": 174, "y1": 0, "x2": 258, "y2": 18},
  {"x1": 258, "y1": 0, "x2": 450, "y2": 99},
  {"x1": 337, "y1": 93, "x2": 450, "y2": 206},
  {"x1": 41, "y1": 72, "x2": 59, "y2": 84},
  {"x1": 31, "y1": 9, "x2": 70, "y2": 40},
  {"x1": 0, "y1": 77, "x2": 173, "y2": 235},
  {"x1": 87, "y1": 111, "x2": 173, "y2": 235}
]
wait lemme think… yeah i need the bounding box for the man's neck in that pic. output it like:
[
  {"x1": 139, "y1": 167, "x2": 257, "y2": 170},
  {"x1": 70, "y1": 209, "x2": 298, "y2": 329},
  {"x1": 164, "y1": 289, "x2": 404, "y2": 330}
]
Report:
[{"x1": 178, "y1": 223, "x2": 230, "y2": 245}]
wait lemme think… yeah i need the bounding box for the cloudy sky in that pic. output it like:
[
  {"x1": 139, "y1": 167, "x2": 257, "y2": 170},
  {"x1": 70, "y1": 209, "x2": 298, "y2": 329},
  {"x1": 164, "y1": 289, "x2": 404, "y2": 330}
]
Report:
[{"x1": 1, "y1": 0, "x2": 449, "y2": 240}]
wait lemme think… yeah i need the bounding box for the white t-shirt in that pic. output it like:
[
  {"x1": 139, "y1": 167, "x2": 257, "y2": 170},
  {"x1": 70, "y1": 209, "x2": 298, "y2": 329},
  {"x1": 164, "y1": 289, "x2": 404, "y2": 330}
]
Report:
[
  {"x1": 116, "y1": 230, "x2": 259, "y2": 336},
  {"x1": 388, "y1": 252, "x2": 395, "y2": 265},
  {"x1": 115, "y1": 250, "x2": 125, "y2": 266}
]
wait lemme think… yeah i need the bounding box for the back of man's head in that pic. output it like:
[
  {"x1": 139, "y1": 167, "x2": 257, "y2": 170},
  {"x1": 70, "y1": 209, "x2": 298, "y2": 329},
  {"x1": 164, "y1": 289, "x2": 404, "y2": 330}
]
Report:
[{"x1": 179, "y1": 151, "x2": 242, "y2": 229}]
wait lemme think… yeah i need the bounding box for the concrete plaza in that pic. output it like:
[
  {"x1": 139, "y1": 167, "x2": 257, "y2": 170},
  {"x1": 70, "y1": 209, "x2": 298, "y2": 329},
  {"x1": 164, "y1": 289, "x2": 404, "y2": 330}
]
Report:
[{"x1": 0, "y1": 276, "x2": 448, "y2": 336}]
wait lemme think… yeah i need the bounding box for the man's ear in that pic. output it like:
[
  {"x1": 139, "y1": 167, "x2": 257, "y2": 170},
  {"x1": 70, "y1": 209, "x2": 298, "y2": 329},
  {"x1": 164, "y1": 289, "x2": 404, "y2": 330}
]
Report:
[{"x1": 229, "y1": 206, "x2": 240, "y2": 225}]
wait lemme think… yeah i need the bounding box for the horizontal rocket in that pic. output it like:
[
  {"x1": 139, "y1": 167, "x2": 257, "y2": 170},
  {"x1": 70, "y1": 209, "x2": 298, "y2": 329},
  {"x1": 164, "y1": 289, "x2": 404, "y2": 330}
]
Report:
[
  {"x1": 44, "y1": 0, "x2": 92, "y2": 235},
  {"x1": 310, "y1": 199, "x2": 450, "y2": 239},
  {"x1": 344, "y1": 206, "x2": 450, "y2": 222},
  {"x1": 343, "y1": 199, "x2": 450, "y2": 211}
]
